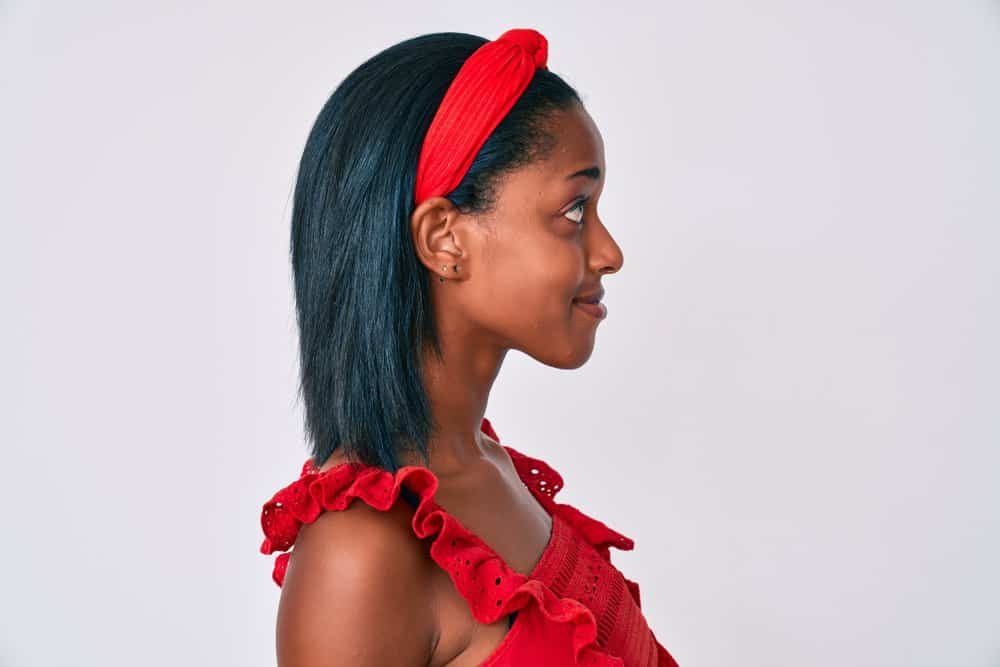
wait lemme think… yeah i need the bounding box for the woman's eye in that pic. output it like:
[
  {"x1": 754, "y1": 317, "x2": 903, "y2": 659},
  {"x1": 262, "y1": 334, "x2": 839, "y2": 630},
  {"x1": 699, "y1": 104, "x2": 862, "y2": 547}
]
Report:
[{"x1": 564, "y1": 197, "x2": 588, "y2": 225}]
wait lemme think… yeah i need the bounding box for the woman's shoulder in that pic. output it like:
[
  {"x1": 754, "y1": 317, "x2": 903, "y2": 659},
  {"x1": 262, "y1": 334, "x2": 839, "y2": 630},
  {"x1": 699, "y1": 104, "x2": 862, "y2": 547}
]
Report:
[
  {"x1": 284, "y1": 483, "x2": 432, "y2": 586},
  {"x1": 275, "y1": 493, "x2": 438, "y2": 665},
  {"x1": 292, "y1": 481, "x2": 424, "y2": 559}
]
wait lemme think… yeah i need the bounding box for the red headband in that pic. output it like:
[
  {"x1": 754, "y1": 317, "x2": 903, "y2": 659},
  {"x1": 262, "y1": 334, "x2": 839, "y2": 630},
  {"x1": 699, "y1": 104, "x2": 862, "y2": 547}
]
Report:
[{"x1": 413, "y1": 28, "x2": 549, "y2": 206}]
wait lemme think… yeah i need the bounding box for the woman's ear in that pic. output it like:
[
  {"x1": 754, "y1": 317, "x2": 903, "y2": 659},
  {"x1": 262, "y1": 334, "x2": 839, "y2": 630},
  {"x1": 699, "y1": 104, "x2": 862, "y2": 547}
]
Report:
[{"x1": 410, "y1": 196, "x2": 467, "y2": 282}]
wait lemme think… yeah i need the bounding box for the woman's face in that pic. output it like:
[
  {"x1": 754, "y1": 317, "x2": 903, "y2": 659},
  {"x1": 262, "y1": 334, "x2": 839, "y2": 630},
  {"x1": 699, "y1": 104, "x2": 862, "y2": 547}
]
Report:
[{"x1": 416, "y1": 101, "x2": 623, "y2": 370}]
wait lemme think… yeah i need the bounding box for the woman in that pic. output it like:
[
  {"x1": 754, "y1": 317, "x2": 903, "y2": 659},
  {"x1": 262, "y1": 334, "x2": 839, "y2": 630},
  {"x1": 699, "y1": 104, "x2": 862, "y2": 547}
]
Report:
[{"x1": 259, "y1": 28, "x2": 680, "y2": 666}]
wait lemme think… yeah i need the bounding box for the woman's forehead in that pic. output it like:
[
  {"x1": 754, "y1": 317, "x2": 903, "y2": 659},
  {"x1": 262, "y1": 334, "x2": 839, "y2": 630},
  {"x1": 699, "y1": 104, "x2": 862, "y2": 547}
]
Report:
[{"x1": 539, "y1": 106, "x2": 605, "y2": 179}]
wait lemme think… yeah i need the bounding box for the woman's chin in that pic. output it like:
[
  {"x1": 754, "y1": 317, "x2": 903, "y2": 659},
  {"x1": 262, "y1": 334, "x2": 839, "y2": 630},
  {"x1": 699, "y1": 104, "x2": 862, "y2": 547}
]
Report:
[{"x1": 528, "y1": 336, "x2": 596, "y2": 370}]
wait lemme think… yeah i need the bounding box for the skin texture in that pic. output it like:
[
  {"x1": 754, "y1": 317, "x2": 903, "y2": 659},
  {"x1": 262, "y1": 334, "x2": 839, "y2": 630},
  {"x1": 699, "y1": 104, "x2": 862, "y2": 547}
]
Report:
[{"x1": 276, "y1": 101, "x2": 623, "y2": 666}]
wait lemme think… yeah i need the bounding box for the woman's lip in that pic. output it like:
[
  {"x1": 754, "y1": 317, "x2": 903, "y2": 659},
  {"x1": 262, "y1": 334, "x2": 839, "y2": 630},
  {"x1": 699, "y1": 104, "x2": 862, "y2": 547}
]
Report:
[{"x1": 573, "y1": 300, "x2": 607, "y2": 320}]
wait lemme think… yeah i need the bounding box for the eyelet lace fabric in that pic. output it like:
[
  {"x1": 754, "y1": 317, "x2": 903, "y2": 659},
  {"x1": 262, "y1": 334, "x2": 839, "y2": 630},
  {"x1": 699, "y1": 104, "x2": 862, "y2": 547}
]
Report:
[{"x1": 259, "y1": 418, "x2": 680, "y2": 666}]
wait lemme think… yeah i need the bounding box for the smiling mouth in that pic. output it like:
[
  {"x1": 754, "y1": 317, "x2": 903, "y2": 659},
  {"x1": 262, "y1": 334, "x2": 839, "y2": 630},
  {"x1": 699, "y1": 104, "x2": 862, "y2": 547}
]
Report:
[{"x1": 572, "y1": 299, "x2": 607, "y2": 320}]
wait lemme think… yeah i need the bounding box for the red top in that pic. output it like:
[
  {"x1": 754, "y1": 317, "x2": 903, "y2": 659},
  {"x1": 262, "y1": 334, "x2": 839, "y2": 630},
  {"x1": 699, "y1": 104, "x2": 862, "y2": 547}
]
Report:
[{"x1": 259, "y1": 417, "x2": 680, "y2": 666}]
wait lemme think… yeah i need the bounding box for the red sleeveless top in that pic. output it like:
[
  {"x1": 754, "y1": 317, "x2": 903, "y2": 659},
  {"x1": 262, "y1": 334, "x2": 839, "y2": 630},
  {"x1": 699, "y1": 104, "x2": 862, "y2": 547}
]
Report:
[{"x1": 259, "y1": 417, "x2": 681, "y2": 666}]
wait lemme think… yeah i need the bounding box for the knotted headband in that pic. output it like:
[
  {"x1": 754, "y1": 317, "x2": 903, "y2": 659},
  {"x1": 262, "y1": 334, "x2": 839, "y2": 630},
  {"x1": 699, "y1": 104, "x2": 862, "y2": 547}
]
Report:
[{"x1": 413, "y1": 28, "x2": 549, "y2": 206}]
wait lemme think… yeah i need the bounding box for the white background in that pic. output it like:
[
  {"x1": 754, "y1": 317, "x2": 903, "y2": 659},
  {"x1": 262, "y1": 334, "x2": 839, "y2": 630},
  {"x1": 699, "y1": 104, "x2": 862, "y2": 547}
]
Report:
[{"x1": 2, "y1": 1, "x2": 998, "y2": 666}]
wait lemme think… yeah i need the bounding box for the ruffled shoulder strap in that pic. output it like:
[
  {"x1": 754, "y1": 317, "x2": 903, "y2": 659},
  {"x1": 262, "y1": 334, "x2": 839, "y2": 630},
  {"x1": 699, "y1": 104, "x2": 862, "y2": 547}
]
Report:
[
  {"x1": 259, "y1": 418, "x2": 548, "y2": 615},
  {"x1": 259, "y1": 418, "x2": 644, "y2": 665}
]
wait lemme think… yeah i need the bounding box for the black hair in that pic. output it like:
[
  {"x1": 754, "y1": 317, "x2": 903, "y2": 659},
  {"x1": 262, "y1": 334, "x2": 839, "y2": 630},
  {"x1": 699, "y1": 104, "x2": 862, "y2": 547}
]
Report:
[{"x1": 290, "y1": 31, "x2": 582, "y2": 472}]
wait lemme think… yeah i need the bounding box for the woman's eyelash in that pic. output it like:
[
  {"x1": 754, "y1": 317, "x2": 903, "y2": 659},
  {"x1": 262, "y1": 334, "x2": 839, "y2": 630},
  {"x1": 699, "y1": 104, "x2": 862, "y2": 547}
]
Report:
[{"x1": 564, "y1": 196, "x2": 589, "y2": 225}]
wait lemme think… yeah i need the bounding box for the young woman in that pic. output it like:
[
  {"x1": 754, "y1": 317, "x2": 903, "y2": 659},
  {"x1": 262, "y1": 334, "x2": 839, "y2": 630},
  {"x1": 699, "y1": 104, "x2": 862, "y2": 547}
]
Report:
[{"x1": 259, "y1": 28, "x2": 680, "y2": 666}]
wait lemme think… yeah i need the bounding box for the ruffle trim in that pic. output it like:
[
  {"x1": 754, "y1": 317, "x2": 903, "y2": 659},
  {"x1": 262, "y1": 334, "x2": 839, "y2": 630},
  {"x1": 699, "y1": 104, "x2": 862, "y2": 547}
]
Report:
[
  {"x1": 259, "y1": 417, "x2": 639, "y2": 665},
  {"x1": 502, "y1": 444, "x2": 635, "y2": 554},
  {"x1": 502, "y1": 443, "x2": 643, "y2": 610}
]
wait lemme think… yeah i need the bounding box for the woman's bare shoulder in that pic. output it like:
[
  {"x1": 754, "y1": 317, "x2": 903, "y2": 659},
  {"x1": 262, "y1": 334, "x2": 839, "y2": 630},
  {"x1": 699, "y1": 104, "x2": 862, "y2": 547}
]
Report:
[{"x1": 275, "y1": 493, "x2": 438, "y2": 666}]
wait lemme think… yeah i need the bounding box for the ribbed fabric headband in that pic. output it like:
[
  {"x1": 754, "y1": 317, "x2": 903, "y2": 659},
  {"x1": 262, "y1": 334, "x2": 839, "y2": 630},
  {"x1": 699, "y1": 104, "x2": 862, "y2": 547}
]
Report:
[{"x1": 413, "y1": 28, "x2": 549, "y2": 206}]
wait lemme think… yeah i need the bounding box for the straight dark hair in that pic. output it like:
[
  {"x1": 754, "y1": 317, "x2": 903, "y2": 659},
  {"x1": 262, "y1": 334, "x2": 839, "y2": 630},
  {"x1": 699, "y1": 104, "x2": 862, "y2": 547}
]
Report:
[{"x1": 290, "y1": 31, "x2": 581, "y2": 472}]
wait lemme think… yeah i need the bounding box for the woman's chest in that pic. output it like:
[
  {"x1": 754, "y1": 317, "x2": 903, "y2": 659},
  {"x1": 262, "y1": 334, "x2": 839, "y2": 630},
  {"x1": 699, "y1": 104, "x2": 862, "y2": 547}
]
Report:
[{"x1": 424, "y1": 457, "x2": 554, "y2": 666}]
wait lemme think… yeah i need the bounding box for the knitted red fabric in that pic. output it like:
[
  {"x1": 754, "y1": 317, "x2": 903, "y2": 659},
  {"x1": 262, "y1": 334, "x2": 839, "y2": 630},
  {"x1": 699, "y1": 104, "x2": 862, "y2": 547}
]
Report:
[
  {"x1": 259, "y1": 418, "x2": 680, "y2": 666},
  {"x1": 413, "y1": 28, "x2": 549, "y2": 206}
]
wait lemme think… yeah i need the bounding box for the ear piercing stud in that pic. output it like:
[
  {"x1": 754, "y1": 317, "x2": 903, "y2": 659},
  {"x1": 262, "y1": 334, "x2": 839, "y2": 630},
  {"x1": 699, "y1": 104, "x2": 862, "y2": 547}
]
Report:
[{"x1": 438, "y1": 265, "x2": 459, "y2": 282}]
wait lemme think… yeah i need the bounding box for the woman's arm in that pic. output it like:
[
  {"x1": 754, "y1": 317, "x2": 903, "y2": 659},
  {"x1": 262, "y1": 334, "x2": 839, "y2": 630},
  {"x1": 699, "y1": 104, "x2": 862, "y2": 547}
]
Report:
[{"x1": 275, "y1": 501, "x2": 437, "y2": 666}]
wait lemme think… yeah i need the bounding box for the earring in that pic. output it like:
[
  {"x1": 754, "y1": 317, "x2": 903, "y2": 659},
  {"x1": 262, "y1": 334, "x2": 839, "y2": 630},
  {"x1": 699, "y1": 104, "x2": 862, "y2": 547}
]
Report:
[{"x1": 438, "y1": 264, "x2": 459, "y2": 283}]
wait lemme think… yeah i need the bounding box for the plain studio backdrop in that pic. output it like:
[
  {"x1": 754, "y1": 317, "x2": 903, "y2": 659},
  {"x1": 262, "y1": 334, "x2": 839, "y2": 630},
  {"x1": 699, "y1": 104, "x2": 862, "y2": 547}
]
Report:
[{"x1": 2, "y1": 2, "x2": 998, "y2": 666}]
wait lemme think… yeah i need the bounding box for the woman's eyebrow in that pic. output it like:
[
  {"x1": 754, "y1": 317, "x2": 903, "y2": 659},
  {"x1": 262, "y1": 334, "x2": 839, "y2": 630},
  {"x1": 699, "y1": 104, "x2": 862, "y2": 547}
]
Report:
[{"x1": 565, "y1": 165, "x2": 601, "y2": 181}]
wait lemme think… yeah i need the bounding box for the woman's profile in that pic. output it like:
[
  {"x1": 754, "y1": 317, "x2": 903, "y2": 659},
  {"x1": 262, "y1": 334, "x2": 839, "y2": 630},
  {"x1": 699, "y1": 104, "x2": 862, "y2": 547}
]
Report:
[{"x1": 259, "y1": 28, "x2": 680, "y2": 666}]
